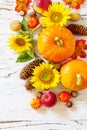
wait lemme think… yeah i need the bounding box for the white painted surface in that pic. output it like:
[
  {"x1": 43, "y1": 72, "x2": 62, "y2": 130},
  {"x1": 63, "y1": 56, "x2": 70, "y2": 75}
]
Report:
[{"x1": 0, "y1": 0, "x2": 87, "y2": 129}]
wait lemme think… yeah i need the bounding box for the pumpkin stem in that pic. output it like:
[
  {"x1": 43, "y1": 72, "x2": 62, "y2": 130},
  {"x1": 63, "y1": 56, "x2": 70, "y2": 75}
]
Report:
[
  {"x1": 76, "y1": 74, "x2": 82, "y2": 86},
  {"x1": 54, "y1": 37, "x2": 63, "y2": 46}
]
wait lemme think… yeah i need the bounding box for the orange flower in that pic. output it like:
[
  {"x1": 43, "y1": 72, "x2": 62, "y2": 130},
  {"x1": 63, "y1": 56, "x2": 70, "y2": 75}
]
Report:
[
  {"x1": 15, "y1": 0, "x2": 32, "y2": 14},
  {"x1": 72, "y1": 39, "x2": 87, "y2": 59},
  {"x1": 30, "y1": 98, "x2": 41, "y2": 109},
  {"x1": 63, "y1": 0, "x2": 84, "y2": 9},
  {"x1": 27, "y1": 16, "x2": 39, "y2": 28}
]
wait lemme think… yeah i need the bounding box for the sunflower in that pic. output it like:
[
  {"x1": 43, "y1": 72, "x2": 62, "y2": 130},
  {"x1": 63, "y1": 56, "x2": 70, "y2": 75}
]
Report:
[
  {"x1": 8, "y1": 35, "x2": 32, "y2": 53},
  {"x1": 30, "y1": 62, "x2": 60, "y2": 90},
  {"x1": 40, "y1": 2, "x2": 71, "y2": 27}
]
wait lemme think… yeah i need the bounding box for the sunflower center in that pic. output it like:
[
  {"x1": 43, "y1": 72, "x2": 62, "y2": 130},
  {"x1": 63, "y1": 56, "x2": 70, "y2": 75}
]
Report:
[
  {"x1": 15, "y1": 38, "x2": 25, "y2": 46},
  {"x1": 40, "y1": 70, "x2": 53, "y2": 82},
  {"x1": 51, "y1": 12, "x2": 63, "y2": 23}
]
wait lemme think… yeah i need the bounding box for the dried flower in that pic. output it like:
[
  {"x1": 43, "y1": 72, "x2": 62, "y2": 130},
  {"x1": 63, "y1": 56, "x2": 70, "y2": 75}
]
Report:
[
  {"x1": 63, "y1": 0, "x2": 84, "y2": 9},
  {"x1": 72, "y1": 39, "x2": 87, "y2": 59},
  {"x1": 30, "y1": 98, "x2": 41, "y2": 109},
  {"x1": 15, "y1": 0, "x2": 32, "y2": 14},
  {"x1": 27, "y1": 17, "x2": 39, "y2": 28}
]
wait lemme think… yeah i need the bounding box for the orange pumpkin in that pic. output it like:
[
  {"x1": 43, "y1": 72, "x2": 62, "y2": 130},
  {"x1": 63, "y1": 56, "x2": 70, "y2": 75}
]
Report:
[
  {"x1": 38, "y1": 26, "x2": 75, "y2": 63},
  {"x1": 60, "y1": 60, "x2": 87, "y2": 91}
]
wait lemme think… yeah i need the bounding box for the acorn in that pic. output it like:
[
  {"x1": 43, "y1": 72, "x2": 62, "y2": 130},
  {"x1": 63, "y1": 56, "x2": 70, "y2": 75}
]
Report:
[
  {"x1": 10, "y1": 20, "x2": 22, "y2": 31},
  {"x1": 20, "y1": 59, "x2": 43, "y2": 80}
]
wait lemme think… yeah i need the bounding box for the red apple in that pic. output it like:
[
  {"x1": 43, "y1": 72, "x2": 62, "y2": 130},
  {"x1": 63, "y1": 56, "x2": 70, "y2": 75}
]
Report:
[
  {"x1": 41, "y1": 91, "x2": 57, "y2": 107},
  {"x1": 32, "y1": 0, "x2": 52, "y2": 14}
]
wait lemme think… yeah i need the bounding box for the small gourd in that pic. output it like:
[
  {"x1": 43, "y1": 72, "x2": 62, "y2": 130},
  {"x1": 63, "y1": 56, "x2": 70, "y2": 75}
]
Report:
[
  {"x1": 38, "y1": 26, "x2": 75, "y2": 63},
  {"x1": 60, "y1": 60, "x2": 87, "y2": 91}
]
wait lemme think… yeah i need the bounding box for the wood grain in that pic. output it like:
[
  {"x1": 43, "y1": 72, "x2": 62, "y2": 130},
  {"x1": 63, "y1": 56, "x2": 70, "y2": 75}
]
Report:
[
  {"x1": 0, "y1": 120, "x2": 87, "y2": 130},
  {"x1": 0, "y1": 0, "x2": 87, "y2": 129}
]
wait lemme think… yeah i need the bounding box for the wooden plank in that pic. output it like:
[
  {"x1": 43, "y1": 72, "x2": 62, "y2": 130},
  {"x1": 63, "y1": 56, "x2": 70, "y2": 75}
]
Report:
[{"x1": 0, "y1": 120, "x2": 87, "y2": 130}]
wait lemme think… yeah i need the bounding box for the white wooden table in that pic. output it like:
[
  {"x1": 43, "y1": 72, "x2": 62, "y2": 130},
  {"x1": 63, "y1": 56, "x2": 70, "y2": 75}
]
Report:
[{"x1": 0, "y1": 0, "x2": 87, "y2": 130}]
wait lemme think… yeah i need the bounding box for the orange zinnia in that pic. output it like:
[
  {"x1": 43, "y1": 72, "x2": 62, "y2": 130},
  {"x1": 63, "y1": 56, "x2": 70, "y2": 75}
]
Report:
[
  {"x1": 15, "y1": 0, "x2": 32, "y2": 14},
  {"x1": 63, "y1": 0, "x2": 84, "y2": 9}
]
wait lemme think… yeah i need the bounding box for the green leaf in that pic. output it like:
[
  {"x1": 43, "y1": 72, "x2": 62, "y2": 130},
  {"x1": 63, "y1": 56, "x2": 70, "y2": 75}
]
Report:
[
  {"x1": 29, "y1": 33, "x2": 34, "y2": 43},
  {"x1": 16, "y1": 50, "x2": 36, "y2": 63},
  {"x1": 27, "y1": 50, "x2": 36, "y2": 58},
  {"x1": 22, "y1": 18, "x2": 29, "y2": 31},
  {"x1": 19, "y1": 30, "x2": 31, "y2": 38}
]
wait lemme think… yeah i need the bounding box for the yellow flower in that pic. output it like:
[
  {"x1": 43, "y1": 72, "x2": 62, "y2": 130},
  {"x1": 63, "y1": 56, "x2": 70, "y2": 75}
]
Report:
[
  {"x1": 40, "y1": 2, "x2": 71, "y2": 27},
  {"x1": 8, "y1": 35, "x2": 32, "y2": 53},
  {"x1": 31, "y1": 62, "x2": 60, "y2": 90}
]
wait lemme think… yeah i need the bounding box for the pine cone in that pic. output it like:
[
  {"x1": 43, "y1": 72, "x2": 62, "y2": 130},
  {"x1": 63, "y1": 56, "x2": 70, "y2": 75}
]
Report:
[
  {"x1": 67, "y1": 24, "x2": 87, "y2": 35},
  {"x1": 25, "y1": 80, "x2": 34, "y2": 90},
  {"x1": 20, "y1": 59, "x2": 43, "y2": 80}
]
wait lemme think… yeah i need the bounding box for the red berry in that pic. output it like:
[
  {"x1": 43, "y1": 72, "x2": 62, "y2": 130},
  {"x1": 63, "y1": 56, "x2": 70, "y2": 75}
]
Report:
[{"x1": 58, "y1": 91, "x2": 70, "y2": 102}]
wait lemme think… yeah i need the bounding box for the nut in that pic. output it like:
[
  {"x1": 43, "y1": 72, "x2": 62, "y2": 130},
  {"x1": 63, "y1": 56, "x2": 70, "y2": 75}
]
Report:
[
  {"x1": 66, "y1": 101, "x2": 73, "y2": 108},
  {"x1": 71, "y1": 91, "x2": 78, "y2": 98},
  {"x1": 30, "y1": 11, "x2": 36, "y2": 17},
  {"x1": 36, "y1": 92, "x2": 43, "y2": 99},
  {"x1": 54, "y1": 63, "x2": 61, "y2": 71},
  {"x1": 70, "y1": 12, "x2": 81, "y2": 21},
  {"x1": 10, "y1": 20, "x2": 22, "y2": 31},
  {"x1": 19, "y1": 11, "x2": 25, "y2": 16}
]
